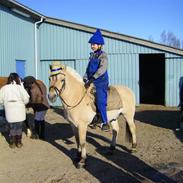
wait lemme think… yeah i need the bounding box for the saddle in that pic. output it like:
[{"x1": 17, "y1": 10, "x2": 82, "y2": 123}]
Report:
[{"x1": 88, "y1": 86, "x2": 123, "y2": 112}]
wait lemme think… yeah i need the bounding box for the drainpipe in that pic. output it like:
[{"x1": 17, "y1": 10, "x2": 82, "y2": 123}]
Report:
[{"x1": 34, "y1": 17, "x2": 44, "y2": 79}]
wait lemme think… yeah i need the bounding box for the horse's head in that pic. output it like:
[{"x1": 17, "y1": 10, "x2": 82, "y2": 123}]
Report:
[{"x1": 48, "y1": 61, "x2": 66, "y2": 103}]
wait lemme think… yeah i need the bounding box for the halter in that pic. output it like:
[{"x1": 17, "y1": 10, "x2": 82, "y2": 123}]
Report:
[{"x1": 49, "y1": 72, "x2": 87, "y2": 110}]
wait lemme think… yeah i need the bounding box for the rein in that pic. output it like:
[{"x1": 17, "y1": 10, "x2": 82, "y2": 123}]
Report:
[{"x1": 49, "y1": 74, "x2": 87, "y2": 110}]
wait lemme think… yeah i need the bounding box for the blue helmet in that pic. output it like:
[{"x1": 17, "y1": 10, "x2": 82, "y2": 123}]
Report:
[{"x1": 88, "y1": 29, "x2": 104, "y2": 45}]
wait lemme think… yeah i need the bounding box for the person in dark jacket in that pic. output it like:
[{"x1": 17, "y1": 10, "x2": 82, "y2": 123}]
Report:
[{"x1": 83, "y1": 29, "x2": 110, "y2": 131}]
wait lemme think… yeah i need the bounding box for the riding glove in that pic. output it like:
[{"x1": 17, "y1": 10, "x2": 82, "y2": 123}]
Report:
[{"x1": 84, "y1": 77, "x2": 95, "y2": 89}]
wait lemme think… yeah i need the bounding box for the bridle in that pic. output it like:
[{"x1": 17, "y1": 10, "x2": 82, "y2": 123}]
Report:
[
  {"x1": 49, "y1": 73, "x2": 66, "y2": 96},
  {"x1": 49, "y1": 72, "x2": 87, "y2": 110}
]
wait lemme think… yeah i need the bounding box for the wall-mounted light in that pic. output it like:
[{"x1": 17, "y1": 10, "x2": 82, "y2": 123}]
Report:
[{"x1": 11, "y1": 8, "x2": 30, "y2": 18}]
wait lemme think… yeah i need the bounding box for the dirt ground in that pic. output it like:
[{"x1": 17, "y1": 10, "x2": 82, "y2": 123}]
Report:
[{"x1": 0, "y1": 105, "x2": 183, "y2": 183}]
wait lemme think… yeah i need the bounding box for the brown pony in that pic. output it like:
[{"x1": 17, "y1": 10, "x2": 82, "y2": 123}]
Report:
[
  {"x1": 0, "y1": 77, "x2": 8, "y2": 88},
  {"x1": 48, "y1": 63, "x2": 137, "y2": 168},
  {"x1": 0, "y1": 77, "x2": 49, "y2": 138}
]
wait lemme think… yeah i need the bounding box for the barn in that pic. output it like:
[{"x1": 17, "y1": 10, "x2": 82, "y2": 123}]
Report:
[{"x1": 0, "y1": 0, "x2": 183, "y2": 107}]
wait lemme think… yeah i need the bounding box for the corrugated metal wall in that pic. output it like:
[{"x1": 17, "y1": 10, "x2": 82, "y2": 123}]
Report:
[
  {"x1": 0, "y1": 5, "x2": 35, "y2": 76},
  {"x1": 165, "y1": 54, "x2": 183, "y2": 106},
  {"x1": 1, "y1": 4, "x2": 183, "y2": 107},
  {"x1": 38, "y1": 22, "x2": 183, "y2": 106},
  {"x1": 39, "y1": 23, "x2": 141, "y2": 105}
]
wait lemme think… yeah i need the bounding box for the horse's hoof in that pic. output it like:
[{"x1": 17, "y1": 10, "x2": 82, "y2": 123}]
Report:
[
  {"x1": 110, "y1": 145, "x2": 116, "y2": 151},
  {"x1": 106, "y1": 145, "x2": 115, "y2": 155},
  {"x1": 76, "y1": 159, "x2": 86, "y2": 169},
  {"x1": 27, "y1": 129, "x2": 32, "y2": 137},
  {"x1": 131, "y1": 143, "x2": 137, "y2": 153},
  {"x1": 132, "y1": 143, "x2": 137, "y2": 148},
  {"x1": 76, "y1": 163, "x2": 85, "y2": 169},
  {"x1": 131, "y1": 148, "x2": 137, "y2": 153}
]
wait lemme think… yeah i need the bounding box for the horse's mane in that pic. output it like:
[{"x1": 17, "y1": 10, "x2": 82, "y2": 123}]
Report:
[{"x1": 66, "y1": 66, "x2": 83, "y2": 83}]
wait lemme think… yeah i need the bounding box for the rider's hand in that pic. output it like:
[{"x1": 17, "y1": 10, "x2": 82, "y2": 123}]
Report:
[
  {"x1": 83, "y1": 78, "x2": 88, "y2": 83},
  {"x1": 84, "y1": 77, "x2": 94, "y2": 89}
]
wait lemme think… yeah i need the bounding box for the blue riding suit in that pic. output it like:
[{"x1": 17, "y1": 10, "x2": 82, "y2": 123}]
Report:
[{"x1": 85, "y1": 50, "x2": 109, "y2": 124}]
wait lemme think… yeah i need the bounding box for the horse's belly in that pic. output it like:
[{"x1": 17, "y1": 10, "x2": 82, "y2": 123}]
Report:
[{"x1": 107, "y1": 108, "x2": 123, "y2": 121}]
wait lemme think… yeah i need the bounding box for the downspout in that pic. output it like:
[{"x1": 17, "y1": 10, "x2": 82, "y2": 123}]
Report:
[{"x1": 34, "y1": 17, "x2": 44, "y2": 79}]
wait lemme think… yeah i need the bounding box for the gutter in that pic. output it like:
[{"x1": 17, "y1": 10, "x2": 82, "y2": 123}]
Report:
[{"x1": 34, "y1": 17, "x2": 44, "y2": 79}]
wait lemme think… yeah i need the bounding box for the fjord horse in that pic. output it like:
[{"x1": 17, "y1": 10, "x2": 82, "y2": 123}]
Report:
[{"x1": 48, "y1": 64, "x2": 137, "y2": 168}]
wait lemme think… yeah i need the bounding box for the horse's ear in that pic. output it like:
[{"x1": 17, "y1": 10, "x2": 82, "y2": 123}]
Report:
[
  {"x1": 61, "y1": 65, "x2": 66, "y2": 71},
  {"x1": 49, "y1": 65, "x2": 52, "y2": 71}
]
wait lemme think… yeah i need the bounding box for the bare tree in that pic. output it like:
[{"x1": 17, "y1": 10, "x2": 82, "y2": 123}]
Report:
[{"x1": 160, "y1": 30, "x2": 182, "y2": 49}]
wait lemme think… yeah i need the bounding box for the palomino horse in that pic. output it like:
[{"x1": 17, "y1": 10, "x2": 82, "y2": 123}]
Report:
[{"x1": 48, "y1": 62, "x2": 137, "y2": 168}]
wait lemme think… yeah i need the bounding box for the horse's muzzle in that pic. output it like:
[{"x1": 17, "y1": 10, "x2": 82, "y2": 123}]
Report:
[{"x1": 48, "y1": 88, "x2": 57, "y2": 103}]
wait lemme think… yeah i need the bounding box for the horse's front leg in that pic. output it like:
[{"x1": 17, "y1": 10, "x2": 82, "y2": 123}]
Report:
[
  {"x1": 24, "y1": 118, "x2": 32, "y2": 137},
  {"x1": 77, "y1": 123, "x2": 87, "y2": 168},
  {"x1": 70, "y1": 124, "x2": 80, "y2": 160}
]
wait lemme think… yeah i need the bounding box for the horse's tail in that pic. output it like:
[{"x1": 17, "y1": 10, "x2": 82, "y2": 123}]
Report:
[{"x1": 114, "y1": 85, "x2": 136, "y2": 144}]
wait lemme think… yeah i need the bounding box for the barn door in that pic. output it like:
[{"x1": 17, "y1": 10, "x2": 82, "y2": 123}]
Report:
[
  {"x1": 16, "y1": 60, "x2": 26, "y2": 79},
  {"x1": 139, "y1": 54, "x2": 165, "y2": 105}
]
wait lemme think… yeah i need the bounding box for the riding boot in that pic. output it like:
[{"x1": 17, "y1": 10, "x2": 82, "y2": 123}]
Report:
[
  {"x1": 39, "y1": 120, "x2": 45, "y2": 140},
  {"x1": 9, "y1": 136, "x2": 16, "y2": 148},
  {"x1": 90, "y1": 113, "x2": 101, "y2": 128},
  {"x1": 16, "y1": 135, "x2": 23, "y2": 148}
]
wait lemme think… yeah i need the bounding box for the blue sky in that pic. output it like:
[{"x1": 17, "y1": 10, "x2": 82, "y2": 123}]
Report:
[{"x1": 16, "y1": 0, "x2": 183, "y2": 43}]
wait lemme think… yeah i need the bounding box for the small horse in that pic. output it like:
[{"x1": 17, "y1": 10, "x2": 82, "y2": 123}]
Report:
[
  {"x1": 23, "y1": 77, "x2": 49, "y2": 139},
  {"x1": 0, "y1": 77, "x2": 49, "y2": 138},
  {"x1": 48, "y1": 63, "x2": 137, "y2": 168}
]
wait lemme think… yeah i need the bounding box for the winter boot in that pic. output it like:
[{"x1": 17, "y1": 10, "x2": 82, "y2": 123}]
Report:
[
  {"x1": 89, "y1": 113, "x2": 102, "y2": 129},
  {"x1": 16, "y1": 135, "x2": 23, "y2": 148},
  {"x1": 9, "y1": 136, "x2": 16, "y2": 148},
  {"x1": 39, "y1": 120, "x2": 45, "y2": 140},
  {"x1": 101, "y1": 123, "x2": 110, "y2": 132}
]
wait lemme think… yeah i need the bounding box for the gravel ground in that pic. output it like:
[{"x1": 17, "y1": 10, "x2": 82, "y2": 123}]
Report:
[{"x1": 0, "y1": 105, "x2": 183, "y2": 183}]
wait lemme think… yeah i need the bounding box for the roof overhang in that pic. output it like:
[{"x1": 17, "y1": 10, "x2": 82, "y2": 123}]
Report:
[
  {"x1": 45, "y1": 17, "x2": 183, "y2": 56},
  {"x1": 1, "y1": 1, "x2": 183, "y2": 56},
  {"x1": 0, "y1": 0, "x2": 44, "y2": 20}
]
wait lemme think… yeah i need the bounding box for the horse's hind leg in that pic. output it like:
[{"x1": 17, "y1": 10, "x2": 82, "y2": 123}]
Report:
[
  {"x1": 110, "y1": 119, "x2": 119, "y2": 153},
  {"x1": 124, "y1": 113, "x2": 137, "y2": 152}
]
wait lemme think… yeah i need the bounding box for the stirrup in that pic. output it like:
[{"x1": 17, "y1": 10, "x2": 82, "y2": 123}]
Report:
[
  {"x1": 90, "y1": 114, "x2": 101, "y2": 125},
  {"x1": 101, "y1": 123, "x2": 110, "y2": 132},
  {"x1": 89, "y1": 114, "x2": 102, "y2": 129}
]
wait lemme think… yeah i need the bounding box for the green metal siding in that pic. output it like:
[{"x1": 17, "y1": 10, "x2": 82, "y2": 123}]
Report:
[{"x1": 0, "y1": 5, "x2": 35, "y2": 77}]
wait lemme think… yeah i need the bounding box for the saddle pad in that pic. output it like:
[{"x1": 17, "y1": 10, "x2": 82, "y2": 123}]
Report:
[
  {"x1": 107, "y1": 86, "x2": 123, "y2": 110},
  {"x1": 90, "y1": 86, "x2": 123, "y2": 112}
]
